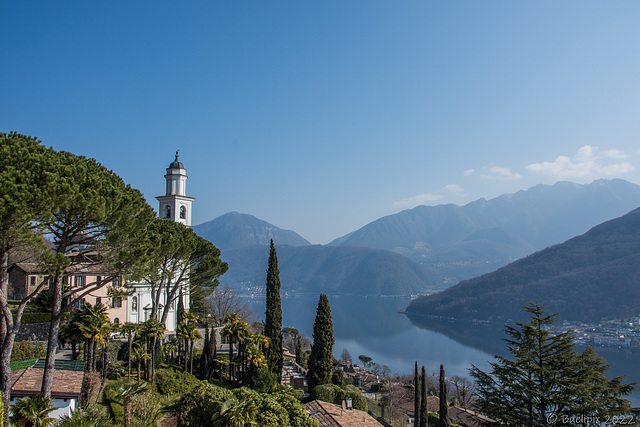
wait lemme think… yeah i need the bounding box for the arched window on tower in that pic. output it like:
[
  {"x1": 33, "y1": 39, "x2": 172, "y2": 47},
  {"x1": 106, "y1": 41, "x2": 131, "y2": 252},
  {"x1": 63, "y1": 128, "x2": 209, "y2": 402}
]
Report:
[
  {"x1": 180, "y1": 206, "x2": 186, "y2": 219},
  {"x1": 165, "y1": 205, "x2": 171, "y2": 219}
]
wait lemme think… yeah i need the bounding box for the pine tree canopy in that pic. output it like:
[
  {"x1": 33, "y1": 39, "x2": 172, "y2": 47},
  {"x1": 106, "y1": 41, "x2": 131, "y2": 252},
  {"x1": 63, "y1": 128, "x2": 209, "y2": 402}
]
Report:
[{"x1": 470, "y1": 304, "x2": 636, "y2": 427}]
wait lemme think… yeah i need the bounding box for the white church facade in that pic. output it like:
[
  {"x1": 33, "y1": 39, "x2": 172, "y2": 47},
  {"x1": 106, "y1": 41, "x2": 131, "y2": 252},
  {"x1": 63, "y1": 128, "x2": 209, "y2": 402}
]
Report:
[{"x1": 124, "y1": 151, "x2": 194, "y2": 332}]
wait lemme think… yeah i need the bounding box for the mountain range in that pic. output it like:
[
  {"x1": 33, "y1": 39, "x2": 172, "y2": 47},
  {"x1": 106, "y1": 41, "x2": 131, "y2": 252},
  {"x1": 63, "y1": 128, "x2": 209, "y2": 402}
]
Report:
[
  {"x1": 405, "y1": 206, "x2": 640, "y2": 323},
  {"x1": 193, "y1": 179, "x2": 640, "y2": 296},
  {"x1": 329, "y1": 179, "x2": 640, "y2": 282}
]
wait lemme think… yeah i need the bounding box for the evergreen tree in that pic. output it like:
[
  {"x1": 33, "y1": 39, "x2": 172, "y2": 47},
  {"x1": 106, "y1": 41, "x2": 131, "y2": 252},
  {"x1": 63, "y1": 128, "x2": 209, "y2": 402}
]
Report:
[
  {"x1": 419, "y1": 366, "x2": 427, "y2": 427},
  {"x1": 307, "y1": 294, "x2": 334, "y2": 390},
  {"x1": 439, "y1": 364, "x2": 451, "y2": 427},
  {"x1": 263, "y1": 240, "x2": 283, "y2": 381},
  {"x1": 414, "y1": 361, "x2": 420, "y2": 427},
  {"x1": 470, "y1": 304, "x2": 635, "y2": 426}
]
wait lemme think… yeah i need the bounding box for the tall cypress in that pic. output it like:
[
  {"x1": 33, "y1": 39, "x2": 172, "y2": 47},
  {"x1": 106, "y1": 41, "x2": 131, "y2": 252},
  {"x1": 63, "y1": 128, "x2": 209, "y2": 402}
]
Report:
[
  {"x1": 420, "y1": 366, "x2": 428, "y2": 427},
  {"x1": 414, "y1": 361, "x2": 421, "y2": 427},
  {"x1": 264, "y1": 239, "x2": 283, "y2": 380},
  {"x1": 439, "y1": 364, "x2": 451, "y2": 427},
  {"x1": 307, "y1": 294, "x2": 335, "y2": 390}
]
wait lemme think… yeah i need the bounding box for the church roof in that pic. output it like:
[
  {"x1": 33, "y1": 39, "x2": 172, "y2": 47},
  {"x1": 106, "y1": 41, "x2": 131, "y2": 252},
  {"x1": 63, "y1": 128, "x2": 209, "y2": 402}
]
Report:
[{"x1": 168, "y1": 150, "x2": 184, "y2": 169}]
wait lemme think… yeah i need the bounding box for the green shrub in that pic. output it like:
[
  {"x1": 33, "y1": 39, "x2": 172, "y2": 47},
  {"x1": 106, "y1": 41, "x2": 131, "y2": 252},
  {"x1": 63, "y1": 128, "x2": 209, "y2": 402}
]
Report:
[
  {"x1": 310, "y1": 384, "x2": 345, "y2": 404},
  {"x1": 17, "y1": 312, "x2": 69, "y2": 323},
  {"x1": 344, "y1": 384, "x2": 367, "y2": 411},
  {"x1": 310, "y1": 384, "x2": 367, "y2": 411},
  {"x1": 10, "y1": 341, "x2": 46, "y2": 362},
  {"x1": 154, "y1": 368, "x2": 201, "y2": 396}
]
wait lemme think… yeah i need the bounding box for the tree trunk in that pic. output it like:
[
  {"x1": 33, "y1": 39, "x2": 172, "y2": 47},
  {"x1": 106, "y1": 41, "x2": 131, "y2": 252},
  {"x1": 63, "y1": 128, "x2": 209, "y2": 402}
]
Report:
[
  {"x1": 0, "y1": 248, "x2": 15, "y2": 426},
  {"x1": 41, "y1": 271, "x2": 64, "y2": 397},
  {"x1": 127, "y1": 339, "x2": 132, "y2": 378},
  {"x1": 123, "y1": 395, "x2": 131, "y2": 427}
]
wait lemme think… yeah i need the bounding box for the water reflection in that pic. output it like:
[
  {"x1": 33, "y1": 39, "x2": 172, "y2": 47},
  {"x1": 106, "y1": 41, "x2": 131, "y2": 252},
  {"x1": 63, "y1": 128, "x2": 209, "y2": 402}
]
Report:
[{"x1": 243, "y1": 294, "x2": 639, "y2": 406}]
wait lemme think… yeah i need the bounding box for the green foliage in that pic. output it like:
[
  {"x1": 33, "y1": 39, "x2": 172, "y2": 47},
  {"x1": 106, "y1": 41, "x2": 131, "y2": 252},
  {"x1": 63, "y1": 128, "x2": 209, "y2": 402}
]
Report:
[
  {"x1": 439, "y1": 364, "x2": 451, "y2": 427},
  {"x1": 0, "y1": 391, "x2": 3, "y2": 427},
  {"x1": 10, "y1": 341, "x2": 46, "y2": 362},
  {"x1": 470, "y1": 304, "x2": 636, "y2": 426},
  {"x1": 172, "y1": 382, "x2": 316, "y2": 427},
  {"x1": 11, "y1": 394, "x2": 56, "y2": 427},
  {"x1": 307, "y1": 294, "x2": 334, "y2": 390},
  {"x1": 264, "y1": 239, "x2": 283, "y2": 380},
  {"x1": 154, "y1": 368, "x2": 201, "y2": 396},
  {"x1": 17, "y1": 312, "x2": 68, "y2": 324},
  {"x1": 244, "y1": 366, "x2": 278, "y2": 393},
  {"x1": 309, "y1": 384, "x2": 367, "y2": 411},
  {"x1": 58, "y1": 405, "x2": 113, "y2": 427}
]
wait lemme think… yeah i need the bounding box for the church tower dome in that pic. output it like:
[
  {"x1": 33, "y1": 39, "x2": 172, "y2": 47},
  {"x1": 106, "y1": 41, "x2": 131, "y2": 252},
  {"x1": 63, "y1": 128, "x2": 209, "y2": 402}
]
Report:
[{"x1": 156, "y1": 150, "x2": 195, "y2": 227}]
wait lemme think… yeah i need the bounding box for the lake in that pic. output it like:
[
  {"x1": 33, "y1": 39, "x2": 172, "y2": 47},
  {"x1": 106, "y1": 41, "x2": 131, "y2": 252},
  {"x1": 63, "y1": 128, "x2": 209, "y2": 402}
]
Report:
[{"x1": 244, "y1": 294, "x2": 640, "y2": 407}]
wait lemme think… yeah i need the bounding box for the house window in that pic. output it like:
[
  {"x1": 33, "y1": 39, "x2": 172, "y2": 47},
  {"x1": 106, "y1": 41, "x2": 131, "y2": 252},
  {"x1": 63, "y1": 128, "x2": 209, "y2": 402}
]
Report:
[
  {"x1": 97, "y1": 276, "x2": 102, "y2": 284},
  {"x1": 132, "y1": 296, "x2": 138, "y2": 311},
  {"x1": 114, "y1": 317, "x2": 120, "y2": 325},
  {"x1": 113, "y1": 277, "x2": 119, "y2": 287},
  {"x1": 73, "y1": 276, "x2": 85, "y2": 288},
  {"x1": 113, "y1": 297, "x2": 122, "y2": 308},
  {"x1": 165, "y1": 205, "x2": 171, "y2": 219},
  {"x1": 30, "y1": 276, "x2": 36, "y2": 287},
  {"x1": 96, "y1": 297, "x2": 102, "y2": 305},
  {"x1": 180, "y1": 206, "x2": 186, "y2": 219}
]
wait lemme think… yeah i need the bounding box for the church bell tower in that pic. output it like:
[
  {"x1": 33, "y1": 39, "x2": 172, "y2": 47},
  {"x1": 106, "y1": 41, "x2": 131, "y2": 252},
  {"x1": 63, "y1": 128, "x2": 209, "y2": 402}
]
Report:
[{"x1": 156, "y1": 150, "x2": 195, "y2": 227}]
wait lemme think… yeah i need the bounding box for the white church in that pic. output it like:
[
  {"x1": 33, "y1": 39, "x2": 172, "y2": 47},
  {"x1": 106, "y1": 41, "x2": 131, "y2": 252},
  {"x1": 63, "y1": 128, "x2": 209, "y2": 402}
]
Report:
[{"x1": 125, "y1": 151, "x2": 194, "y2": 332}]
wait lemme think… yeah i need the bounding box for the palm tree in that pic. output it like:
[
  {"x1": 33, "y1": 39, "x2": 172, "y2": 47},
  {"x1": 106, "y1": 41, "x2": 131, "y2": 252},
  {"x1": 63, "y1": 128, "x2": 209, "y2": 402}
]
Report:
[
  {"x1": 109, "y1": 382, "x2": 147, "y2": 427},
  {"x1": 176, "y1": 316, "x2": 201, "y2": 374},
  {"x1": 11, "y1": 395, "x2": 56, "y2": 427},
  {"x1": 131, "y1": 344, "x2": 150, "y2": 382},
  {"x1": 211, "y1": 398, "x2": 258, "y2": 427},
  {"x1": 162, "y1": 338, "x2": 177, "y2": 364},
  {"x1": 140, "y1": 318, "x2": 165, "y2": 381},
  {"x1": 221, "y1": 313, "x2": 248, "y2": 384},
  {"x1": 119, "y1": 323, "x2": 138, "y2": 378},
  {"x1": 58, "y1": 405, "x2": 114, "y2": 427}
]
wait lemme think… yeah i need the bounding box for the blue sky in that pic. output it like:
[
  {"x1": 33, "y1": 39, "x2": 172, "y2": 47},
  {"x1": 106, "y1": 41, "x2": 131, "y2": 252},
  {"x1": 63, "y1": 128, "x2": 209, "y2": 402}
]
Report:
[{"x1": 2, "y1": 1, "x2": 640, "y2": 244}]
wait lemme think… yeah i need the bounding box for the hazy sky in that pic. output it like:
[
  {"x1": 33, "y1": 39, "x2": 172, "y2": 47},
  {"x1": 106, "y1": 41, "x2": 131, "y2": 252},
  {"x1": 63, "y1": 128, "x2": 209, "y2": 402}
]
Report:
[{"x1": 3, "y1": 1, "x2": 640, "y2": 244}]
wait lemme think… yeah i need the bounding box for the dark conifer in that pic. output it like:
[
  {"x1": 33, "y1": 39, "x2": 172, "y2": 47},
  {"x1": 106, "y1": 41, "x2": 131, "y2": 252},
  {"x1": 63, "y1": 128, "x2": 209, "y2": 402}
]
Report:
[
  {"x1": 420, "y1": 366, "x2": 427, "y2": 427},
  {"x1": 264, "y1": 239, "x2": 283, "y2": 380},
  {"x1": 439, "y1": 364, "x2": 451, "y2": 427},
  {"x1": 307, "y1": 294, "x2": 335, "y2": 390},
  {"x1": 414, "y1": 361, "x2": 421, "y2": 427}
]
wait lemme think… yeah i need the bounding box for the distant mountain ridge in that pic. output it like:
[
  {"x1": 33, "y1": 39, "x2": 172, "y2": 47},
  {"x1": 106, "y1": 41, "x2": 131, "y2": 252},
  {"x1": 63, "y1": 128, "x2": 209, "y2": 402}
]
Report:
[
  {"x1": 220, "y1": 244, "x2": 442, "y2": 296},
  {"x1": 329, "y1": 179, "x2": 640, "y2": 282},
  {"x1": 405, "y1": 206, "x2": 640, "y2": 323},
  {"x1": 193, "y1": 212, "x2": 310, "y2": 251}
]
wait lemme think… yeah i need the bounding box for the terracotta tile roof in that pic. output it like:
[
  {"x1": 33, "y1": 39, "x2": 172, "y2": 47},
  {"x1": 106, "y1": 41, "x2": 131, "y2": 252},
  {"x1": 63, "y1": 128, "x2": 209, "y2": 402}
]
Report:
[
  {"x1": 305, "y1": 400, "x2": 383, "y2": 427},
  {"x1": 448, "y1": 406, "x2": 498, "y2": 426},
  {"x1": 10, "y1": 367, "x2": 84, "y2": 399},
  {"x1": 397, "y1": 395, "x2": 441, "y2": 414}
]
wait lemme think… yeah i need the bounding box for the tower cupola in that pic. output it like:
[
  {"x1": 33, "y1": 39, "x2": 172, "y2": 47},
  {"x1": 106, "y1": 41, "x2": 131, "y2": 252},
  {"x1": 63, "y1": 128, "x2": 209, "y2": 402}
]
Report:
[{"x1": 156, "y1": 150, "x2": 195, "y2": 226}]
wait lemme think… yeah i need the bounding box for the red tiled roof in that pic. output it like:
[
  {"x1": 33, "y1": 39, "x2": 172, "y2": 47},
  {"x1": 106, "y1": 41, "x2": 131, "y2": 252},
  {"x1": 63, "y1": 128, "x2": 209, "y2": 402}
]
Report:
[
  {"x1": 11, "y1": 367, "x2": 84, "y2": 399},
  {"x1": 305, "y1": 400, "x2": 383, "y2": 427}
]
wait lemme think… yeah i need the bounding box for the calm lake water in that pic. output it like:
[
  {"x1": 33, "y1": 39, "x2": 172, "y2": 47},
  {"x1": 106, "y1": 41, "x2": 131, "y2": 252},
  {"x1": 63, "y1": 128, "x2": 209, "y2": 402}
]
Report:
[{"x1": 244, "y1": 294, "x2": 640, "y2": 407}]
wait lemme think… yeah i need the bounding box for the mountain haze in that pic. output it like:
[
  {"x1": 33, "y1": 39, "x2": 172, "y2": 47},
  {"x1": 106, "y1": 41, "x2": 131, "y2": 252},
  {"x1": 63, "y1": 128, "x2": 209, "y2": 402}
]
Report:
[
  {"x1": 193, "y1": 212, "x2": 310, "y2": 251},
  {"x1": 220, "y1": 244, "x2": 443, "y2": 296},
  {"x1": 330, "y1": 179, "x2": 640, "y2": 282},
  {"x1": 405, "y1": 207, "x2": 640, "y2": 323}
]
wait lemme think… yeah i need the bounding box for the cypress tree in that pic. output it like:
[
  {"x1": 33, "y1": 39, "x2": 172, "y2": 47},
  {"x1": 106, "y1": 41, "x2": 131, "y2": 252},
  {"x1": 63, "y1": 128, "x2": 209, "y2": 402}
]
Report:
[
  {"x1": 420, "y1": 366, "x2": 427, "y2": 427},
  {"x1": 307, "y1": 294, "x2": 335, "y2": 390},
  {"x1": 264, "y1": 239, "x2": 283, "y2": 380},
  {"x1": 439, "y1": 364, "x2": 451, "y2": 427},
  {"x1": 414, "y1": 361, "x2": 421, "y2": 427}
]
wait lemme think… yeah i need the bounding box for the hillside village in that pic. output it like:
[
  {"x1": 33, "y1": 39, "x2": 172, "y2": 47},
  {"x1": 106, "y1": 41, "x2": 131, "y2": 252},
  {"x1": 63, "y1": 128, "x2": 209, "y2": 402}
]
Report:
[{"x1": 2, "y1": 134, "x2": 639, "y2": 426}]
